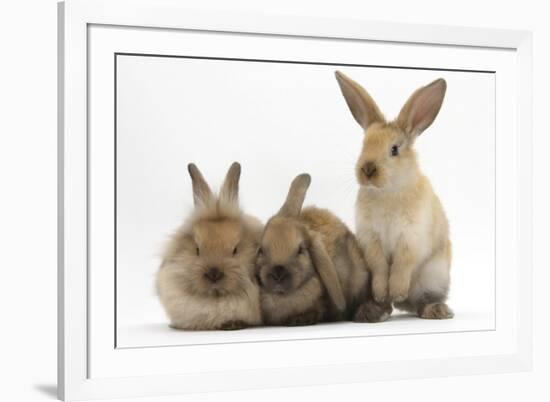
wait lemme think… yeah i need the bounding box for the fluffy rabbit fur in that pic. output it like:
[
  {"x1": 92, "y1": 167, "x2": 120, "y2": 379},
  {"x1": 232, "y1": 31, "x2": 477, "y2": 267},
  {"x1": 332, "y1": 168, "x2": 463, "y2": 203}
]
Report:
[
  {"x1": 156, "y1": 162, "x2": 263, "y2": 330},
  {"x1": 335, "y1": 71, "x2": 454, "y2": 320},
  {"x1": 256, "y1": 174, "x2": 383, "y2": 326}
]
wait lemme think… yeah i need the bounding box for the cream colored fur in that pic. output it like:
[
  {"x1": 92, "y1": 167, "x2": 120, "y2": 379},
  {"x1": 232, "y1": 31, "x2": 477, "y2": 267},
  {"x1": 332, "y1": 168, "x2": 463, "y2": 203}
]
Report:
[
  {"x1": 157, "y1": 261, "x2": 261, "y2": 330},
  {"x1": 356, "y1": 174, "x2": 451, "y2": 305},
  {"x1": 335, "y1": 71, "x2": 454, "y2": 319},
  {"x1": 156, "y1": 162, "x2": 263, "y2": 330}
]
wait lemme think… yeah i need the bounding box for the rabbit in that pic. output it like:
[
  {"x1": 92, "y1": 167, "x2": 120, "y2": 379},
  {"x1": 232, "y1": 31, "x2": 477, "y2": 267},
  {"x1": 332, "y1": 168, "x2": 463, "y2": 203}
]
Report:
[
  {"x1": 256, "y1": 173, "x2": 388, "y2": 326},
  {"x1": 334, "y1": 70, "x2": 454, "y2": 320},
  {"x1": 156, "y1": 162, "x2": 263, "y2": 330}
]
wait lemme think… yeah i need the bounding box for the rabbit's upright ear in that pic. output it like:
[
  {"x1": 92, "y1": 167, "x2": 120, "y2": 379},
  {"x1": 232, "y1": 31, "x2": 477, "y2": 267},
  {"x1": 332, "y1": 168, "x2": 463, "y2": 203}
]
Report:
[
  {"x1": 309, "y1": 233, "x2": 346, "y2": 312},
  {"x1": 219, "y1": 162, "x2": 241, "y2": 207},
  {"x1": 396, "y1": 78, "x2": 446, "y2": 139},
  {"x1": 187, "y1": 163, "x2": 214, "y2": 207},
  {"x1": 335, "y1": 70, "x2": 385, "y2": 131},
  {"x1": 278, "y1": 174, "x2": 311, "y2": 217}
]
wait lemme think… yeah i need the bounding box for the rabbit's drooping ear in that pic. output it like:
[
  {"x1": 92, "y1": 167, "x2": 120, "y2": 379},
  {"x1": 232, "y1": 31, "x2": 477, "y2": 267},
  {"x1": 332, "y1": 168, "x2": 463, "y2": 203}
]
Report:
[
  {"x1": 396, "y1": 78, "x2": 446, "y2": 138},
  {"x1": 309, "y1": 233, "x2": 346, "y2": 312},
  {"x1": 335, "y1": 70, "x2": 385, "y2": 131},
  {"x1": 187, "y1": 163, "x2": 214, "y2": 207},
  {"x1": 219, "y1": 162, "x2": 241, "y2": 207},
  {"x1": 278, "y1": 174, "x2": 311, "y2": 217}
]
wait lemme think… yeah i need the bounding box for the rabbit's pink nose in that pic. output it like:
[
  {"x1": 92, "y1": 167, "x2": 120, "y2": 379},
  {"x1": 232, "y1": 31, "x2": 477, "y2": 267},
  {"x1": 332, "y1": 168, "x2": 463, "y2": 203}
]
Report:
[
  {"x1": 362, "y1": 162, "x2": 377, "y2": 179},
  {"x1": 204, "y1": 267, "x2": 224, "y2": 283}
]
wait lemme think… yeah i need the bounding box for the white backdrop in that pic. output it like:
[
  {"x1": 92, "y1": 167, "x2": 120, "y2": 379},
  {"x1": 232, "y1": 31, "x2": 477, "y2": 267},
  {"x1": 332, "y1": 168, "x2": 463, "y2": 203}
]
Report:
[
  {"x1": 116, "y1": 54, "x2": 495, "y2": 344},
  {"x1": 1, "y1": 0, "x2": 548, "y2": 401}
]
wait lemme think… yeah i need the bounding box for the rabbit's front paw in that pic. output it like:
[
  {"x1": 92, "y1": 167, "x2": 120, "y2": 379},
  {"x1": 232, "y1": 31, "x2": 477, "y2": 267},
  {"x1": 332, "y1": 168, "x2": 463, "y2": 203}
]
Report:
[
  {"x1": 372, "y1": 275, "x2": 388, "y2": 303},
  {"x1": 353, "y1": 300, "x2": 392, "y2": 323},
  {"x1": 388, "y1": 272, "x2": 411, "y2": 302}
]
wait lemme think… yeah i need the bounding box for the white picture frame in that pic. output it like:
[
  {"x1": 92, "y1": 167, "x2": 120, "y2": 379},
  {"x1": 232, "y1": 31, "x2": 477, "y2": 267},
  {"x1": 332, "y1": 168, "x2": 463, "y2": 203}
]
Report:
[{"x1": 58, "y1": 0, "x2": 533, "y2": 400}]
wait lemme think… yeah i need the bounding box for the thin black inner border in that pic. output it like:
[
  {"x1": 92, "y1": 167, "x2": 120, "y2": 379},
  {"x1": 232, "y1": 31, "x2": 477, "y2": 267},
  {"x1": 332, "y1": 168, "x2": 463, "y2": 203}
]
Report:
[{"x1": 114, "y1": 52, "x2": 497, "y2": 350}]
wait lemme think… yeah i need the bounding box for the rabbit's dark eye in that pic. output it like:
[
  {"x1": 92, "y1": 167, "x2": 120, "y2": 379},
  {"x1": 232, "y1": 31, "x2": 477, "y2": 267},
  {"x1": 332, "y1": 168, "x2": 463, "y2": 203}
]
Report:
[
  {"x1": 233, "y1": 246, "x2": 238, "y2": 256},
  {"x1": 257, "y1": 247, "x2": 263, "y2": 257},
  {"x1": 391, "y1": 145, "x2": 399, "y2": 157},
  {"x1": 297, "y1": 245, "x2": 305, "y2": 256},
  {"x1": 196, "y1": 247, "x2": 200, "y2": 256}
]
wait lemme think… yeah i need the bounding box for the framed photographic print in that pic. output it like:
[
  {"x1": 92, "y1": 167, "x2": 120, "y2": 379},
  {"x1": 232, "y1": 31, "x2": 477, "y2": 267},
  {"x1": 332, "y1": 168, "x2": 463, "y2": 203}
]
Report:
[{"x1": 58, "y1": 0, "x2": 533, "y2": 400}]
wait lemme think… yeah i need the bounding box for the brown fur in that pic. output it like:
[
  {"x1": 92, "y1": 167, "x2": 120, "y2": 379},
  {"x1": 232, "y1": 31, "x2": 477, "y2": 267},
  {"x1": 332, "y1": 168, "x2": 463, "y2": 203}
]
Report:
[
  {"x1": 257, "y1": 174, "x2": 378, "y2": 326},
  {"x1": 335, "y1": 71, "x2": 453, "y2": 319},
  {"x1": 156, "y1": 162, "x2": 263, "y2": 330}
]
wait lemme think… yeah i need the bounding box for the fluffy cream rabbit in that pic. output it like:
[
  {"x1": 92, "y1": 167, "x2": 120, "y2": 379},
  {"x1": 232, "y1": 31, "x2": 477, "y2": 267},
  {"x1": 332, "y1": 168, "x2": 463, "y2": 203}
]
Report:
[
  {"x1": 335, "y1": 71, "x2": 453, "y2": 320},
  {"x1": 256, "y1": 174, "x2": 386, "y2": 325},
  {"x1": 156, "y1": 162, "x2": 263, "y2": 330}
]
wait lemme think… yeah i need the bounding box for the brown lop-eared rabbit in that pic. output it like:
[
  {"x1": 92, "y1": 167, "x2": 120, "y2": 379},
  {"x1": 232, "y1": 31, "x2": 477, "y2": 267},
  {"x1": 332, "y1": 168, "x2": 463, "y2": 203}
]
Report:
[
  {"x1": 156, "y1": 162, "x2": 263, "y2": 330},
  {"x1": 335, "y1": 71, "x2": 454, "y2": 320},
  {"x1": 256, "y1": 173, "x2": 388, "y2": 326}
]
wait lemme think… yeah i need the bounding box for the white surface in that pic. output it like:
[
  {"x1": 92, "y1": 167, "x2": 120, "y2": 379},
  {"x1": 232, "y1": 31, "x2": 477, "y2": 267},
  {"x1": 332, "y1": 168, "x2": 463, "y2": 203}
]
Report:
[
  {"x1": 118, "y1": 313, "x2": 493, "y2": 349},
  {"x1": 0, "y1": 0, "x2": 548, "y2": 402},
  {"x1": 116, "y1": 54, "x2": 496, "y2": 345},
  {"x1": 76, "y1": 3, "x2": 524, "y2": 398}
]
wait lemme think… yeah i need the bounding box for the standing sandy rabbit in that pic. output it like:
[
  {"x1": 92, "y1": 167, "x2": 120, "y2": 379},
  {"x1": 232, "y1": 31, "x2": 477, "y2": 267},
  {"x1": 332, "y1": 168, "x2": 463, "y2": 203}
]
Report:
[
  {"x1": 335, "y1": 71, "x2": 453, "y2": 320},
  {"x1": 156, "y1": 162, "x2": 263, "y2": 330},
  {"x1": 256, "y1": 174, "x2": 383, "y2": 326}
]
